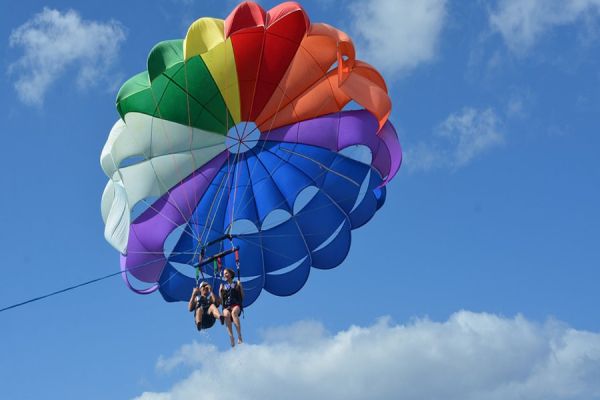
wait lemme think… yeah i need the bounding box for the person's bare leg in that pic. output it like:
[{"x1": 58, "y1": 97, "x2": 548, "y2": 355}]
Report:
[
  {"x1": 209, "y1": 304, "x2": 221, "y2": 319},
  {"x1": 223, "y1": 308, "x2": 234, "y2": 347},
  {"x1": 232, "y1": 306, "x2": 243, "y2": 344},
  {"x1": 208, "y1": 304, "x2": 224, "y2": 325}
]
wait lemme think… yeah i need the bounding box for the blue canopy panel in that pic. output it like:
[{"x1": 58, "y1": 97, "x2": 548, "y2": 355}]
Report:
[
  {"x1": 234, "y1": 218, "x2": 310, "y2": 296},
  {"x1": 294, "y1": 189, "x2": 352, "y2": 270},
  {"x1": 168, "y1": 164, "x2": 232, "y2": 265},
  {"x1": 158, "y1": 162, "x2": 233, "y2": 303},
  {"x1": 374, "y1": 186, "x2": 387, "y2": 211},
  {"x1": 157, "y1": 139, "x2": 386, "y2": 305},
  {"x1": 346, "y1": 170, "x2": 383, "y2": 229},
  {"x1": 158, "y1": 262, "x2": 196, "y2": 302}
]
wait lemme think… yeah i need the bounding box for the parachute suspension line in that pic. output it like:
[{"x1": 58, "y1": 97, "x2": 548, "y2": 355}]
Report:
[
  {"x1": 189, "y1": 160, "x2": 230, "y2": 273},
  {"x1": 238, "y1": 106, "x2": 346, "y2": 241},
  {"x1": 278, "y1": 147, "x2": 361, "y2": 187},
  {"x1": 188, "y1": 39, "x2": 244, "y2": 273},
  {"x1": 181, "y1": 53, "x2": 206, "y2": 274},
  {"x1": 221, "y1": 139, "x2": 382, "y2": 248},
  {"x1": 223, "y1": 154, "x2": 373, "y2": 265},
  {"x1": 195, "y1": 248, "x2": 206, "y2": 288},
  {"x1": 135, "y1": 164, "x2": 367, "y2": 248},
  {"x1": 261, "y1": 145, "x2": 357, "y2": 224},
  {"x1": 192, "y1": 107, "x2": 238, "y2": 258},
  {"x1": 226, "y1": 37, "x2": 315, "y2": 259},
  {"x1": 233, "y1": 231, "x2": 311, "y2": 264},
  {"x1": 192, "y1": 150, "x2": 239, "y2": 284},
  {"x1": 180, "y1": 35, "x2": 360, "y2": 288},
  {"x1": 0, "y1": 238, "x2": 249, "y2": 314},
  {"x1": 233, "y1": 42, "x2": 300, "y2": 221},
  {"x1": 231, "y1": 62, "x2": 355, "y2": 229},
  {"x1": 200, "y1": 150, "x2": 239, "y2": 248},
  {"x1": 127, "y1": 72, "x2": 216, "y2": 291},
  {"x1": 108, "y1": 81, "x2": 215, "y2": 254},
  {"x1": 212, "y1": 258, "x2": 217, "y2": 288},
  {"x1": 144, "y1": 81, "x2": 209, "y2": 284},
  {"x1": 194, "y1": 36, "x2": 240, "y2": 240},
  {"x1": 199, "y1": 154, "x2": 231, "y2": 242},
  {"x1": 119, "y1": 57, "x2": 236, "y2": 292},
  {"x1": 234, "y1": 246, "x2": 241, "y2": 283},
  {"x1": 230, "y1": 144, "x2": 347, "y2": 220},
  {"x1": 222, "y1": 142, "x2": 244, "y2": 280},
  {"x1": 229, "y1": 151, "x2": 243, "y2": 231},
  {"x1": 220, "y1": 56, "x2": 351, "y2": 286}
]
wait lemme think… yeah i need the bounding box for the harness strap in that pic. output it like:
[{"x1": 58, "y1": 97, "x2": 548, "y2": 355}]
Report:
[
  {"x1": 234, "y1": 247, "x2": 241, "y2": 284},
  {"x1": 195, "y1": 253, "x2": 204, "y2": 288}
]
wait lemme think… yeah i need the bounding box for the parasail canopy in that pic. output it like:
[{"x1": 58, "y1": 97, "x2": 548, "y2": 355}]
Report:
[{"x1": 100, "y1": 1, "x2": 402, "y2": 307}]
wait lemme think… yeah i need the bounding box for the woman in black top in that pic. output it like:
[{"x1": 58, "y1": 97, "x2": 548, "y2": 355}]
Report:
[{"x1": 219, "y1": 268, "x2": 244, "y2": 347}]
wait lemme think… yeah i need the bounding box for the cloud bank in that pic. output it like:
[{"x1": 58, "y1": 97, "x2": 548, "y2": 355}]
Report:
[
  {"x1": 490, "y1": 0, "x2": 600, "y2": 53},
  {"x1": 406, "y1": 107, "x2": 505, "y2": 172},
  {"x1": 348, "y1": 0, "x2": 447, "y2": 77},
  {"x1": 8, "y1": 8, "x2": 126, "y2": 106},
  {"x1": 134, "y1": 311, "x2": 600, "y2": 400}
]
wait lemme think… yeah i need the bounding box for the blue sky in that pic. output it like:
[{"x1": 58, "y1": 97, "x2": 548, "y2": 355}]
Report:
[{"x1": 1, "y1": 0, "x2": 599, "y2": 399}]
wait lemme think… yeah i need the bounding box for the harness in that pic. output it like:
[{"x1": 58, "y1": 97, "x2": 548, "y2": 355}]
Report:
[
  {"x1": 191, "y1": 234, "x2": 244, "y2": 314},
  {"x1": 222, "y1": 281, "x2": 242, "y2": 308},
  {"x1": 197, "y1": 294, "x2": 212, "y2": 312}
]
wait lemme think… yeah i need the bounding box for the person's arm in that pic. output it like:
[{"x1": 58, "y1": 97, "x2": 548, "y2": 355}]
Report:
[
  {"x1": 188, "y1": 287, "x2": 199, "y2": 311},
  {"x1": 219, "y1": 284, "x2": 224, "y2": 304},
  {"x1": 208, "y1": 285, "x2": 220, "y2": 306}
]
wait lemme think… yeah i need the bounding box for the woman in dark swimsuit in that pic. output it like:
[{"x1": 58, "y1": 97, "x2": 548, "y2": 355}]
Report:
[{"x1": 219, "y1": 268, "x2": 244, "y2": 347}]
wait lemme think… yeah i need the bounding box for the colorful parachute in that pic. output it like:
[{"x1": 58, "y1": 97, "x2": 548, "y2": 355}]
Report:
[{"x1": 100, "y1": 1, "x2": 402, "y2": 306}]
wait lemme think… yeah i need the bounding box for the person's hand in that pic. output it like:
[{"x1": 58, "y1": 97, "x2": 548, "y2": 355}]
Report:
[{"x1": 192, "y1": 287, "x2": 200, "y2": 295}]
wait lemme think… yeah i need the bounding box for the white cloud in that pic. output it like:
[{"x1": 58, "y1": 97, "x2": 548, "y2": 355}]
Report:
[
  {"x1": 348, "y1": 0, "x2": 447, "y2": 78},
  {"x1": 133, "y1": 311, "x2": 600, "y2": 400},
  {"x1": 406, "y1": 107, "x2": 505, "y2": 172},
  {"x1": 439, "y1": 107, "x2": 505, "y2": 167},
  {"x1": 8, "y1": 8, "x2": 126, "y2": 106},
  {"x1": 490, "y1": 0, "x2": 600, "y2": 53}
]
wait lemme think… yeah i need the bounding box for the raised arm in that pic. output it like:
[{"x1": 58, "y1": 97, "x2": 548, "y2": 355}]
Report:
[{"x1": 188, "y1": 287, "x2": 199, "y2": 311}]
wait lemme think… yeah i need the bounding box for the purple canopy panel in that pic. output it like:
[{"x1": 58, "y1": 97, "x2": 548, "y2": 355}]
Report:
[
  {"x1": 120, "y1": 152, "x2": 228, "y2": 291},
  {"x1": 377, "y1": 122, "x2": 402, "y2": 185},
  {"x1": 264, "y1": 110, "x2": 401, "y2": 184}
]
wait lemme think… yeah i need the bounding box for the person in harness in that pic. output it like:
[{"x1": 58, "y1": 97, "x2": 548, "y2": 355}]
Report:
[
  {"x1": 219, "y1": 268, "x2": 244, "y2": 347},
  {"x1": 188, "y1": 281, "x2": 224, "y2": 331}
]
